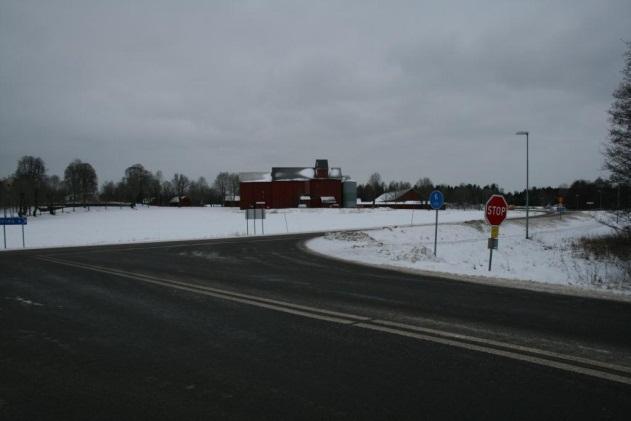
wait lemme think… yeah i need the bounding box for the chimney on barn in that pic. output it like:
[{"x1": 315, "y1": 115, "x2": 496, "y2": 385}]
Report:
[{"x1": 315, "y1": 159, "x2": 329, "y2": 178}]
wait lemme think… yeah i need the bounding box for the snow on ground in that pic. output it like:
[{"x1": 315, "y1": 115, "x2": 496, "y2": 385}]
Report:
[
  {"x1": 307, "y1": 212, "x2": 631, "y2": 296},
  {"x1": 1, "y1": 205, "x2": 528, "y2": 250},
  {"x1": 4, "y1": 205, "x2": 626, "y2": 297}
]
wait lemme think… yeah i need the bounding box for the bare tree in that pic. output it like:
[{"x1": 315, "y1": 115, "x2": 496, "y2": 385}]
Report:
[
  {"x1": 161, "y1": 180, "x2": 175, "y2": 203},
  {"x1": 228, "y1": 173, "x2": 240, "y2": 199},
  {"x1": 415, "y1": 177, "x2": 434, "y2": 201},
  {"x1": 124, "y1": 164, "x2": 152, "y2": 204},
  {"x1": 43, "y1": 175, "x2": 65, "y2": 213},
  {"x1": 188, "y1": 177, "x2": 211, "y2": 205},
  {"x1": 100, "y1": 181, "x2": 117, "y2": 203},
  {"x1": 78, "y1": 162, "x2": 98, "y2": 205},
  {"x1": 64, "y1": 160, "x2": 81, "y2": 204},
  {"x1": 213, "y1": 172, "x2": 231, "y2": 204},
  {"x1": 172, "y1": 173, "x2": 190, "y2": 198},
  {"x1": 148, "y1": 171, "x2": 164, "y2": 205},
  {"x1": 604, "y1": 41, "x2": 631, "y2": 186},
  {"x1": 15, "y1": 156, "x2": 46, "y2": 216},
  {"x1": 367, "y1": 172, "x2": 385, "y2": 203},
  {"x1": 64, "y1": 159, "x2": 97, "y2": 206}
]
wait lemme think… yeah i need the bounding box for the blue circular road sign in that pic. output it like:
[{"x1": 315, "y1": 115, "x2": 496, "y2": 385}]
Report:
[{"x1": 429, "y1": 190, "x2": 444, "y2": 210}]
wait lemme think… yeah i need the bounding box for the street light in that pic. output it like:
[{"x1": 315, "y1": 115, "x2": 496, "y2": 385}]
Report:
[{"x1": 515, "y1": 131, "x2": 529, "y2": 239}]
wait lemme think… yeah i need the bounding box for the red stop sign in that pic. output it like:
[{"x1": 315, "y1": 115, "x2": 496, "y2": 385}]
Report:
[{"x1": 485, "y1": 194, "x2": 508, "y2": 226}]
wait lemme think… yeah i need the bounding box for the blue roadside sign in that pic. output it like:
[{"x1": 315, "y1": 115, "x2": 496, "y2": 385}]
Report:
[
  {"x1": 429, "y1": 190, "x2": 444, "y2": 210},
  {"x1": 0, "y1": 217, "x2": 27, "y2": 225}
]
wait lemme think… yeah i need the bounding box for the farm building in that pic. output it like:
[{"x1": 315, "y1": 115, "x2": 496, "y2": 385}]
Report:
[
  {"x1": 168, "y1": 195, "x2": 192, "y2": 207},
  {"x1": 239, "y1": 159, "x2": 356, "y2": 209}
]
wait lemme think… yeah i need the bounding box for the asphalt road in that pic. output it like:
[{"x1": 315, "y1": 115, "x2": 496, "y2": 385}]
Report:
[{"x1": 2, "y1": 233, "x2": 631, "y2": 420}]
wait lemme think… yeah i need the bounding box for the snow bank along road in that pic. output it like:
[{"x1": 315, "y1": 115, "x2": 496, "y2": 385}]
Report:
[
  {"x1": 308, "y1": 211, "x2": 630, "y2": 297},
  {"x1": 2, "y1": 234, "x2": 631, "y2": 419}
]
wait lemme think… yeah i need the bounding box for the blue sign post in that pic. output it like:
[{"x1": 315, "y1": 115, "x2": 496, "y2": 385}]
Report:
[
  {"x1": 429, "y1": 190, "x2": 444, "y2": 256},
  {"x1": 1, "y1": 216, "x2": 27, "y2": 248},
  {"x1": 429, "y1": 191, "x2": 444, "y2": 210}
]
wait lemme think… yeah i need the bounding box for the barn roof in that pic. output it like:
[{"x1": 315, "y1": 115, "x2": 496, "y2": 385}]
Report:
[
  {"x1": 240, "y1": 162, "x2": 343, "y2": 182},
  {"x1": 272, "y1": 167, "x2": 314, "y2": 181},
  {"x1": 239, "y1": 172, "x2": 272, "y2": 182},
  {"x1": 375, "y1": 188, "x2": 417, "y2": 203}
]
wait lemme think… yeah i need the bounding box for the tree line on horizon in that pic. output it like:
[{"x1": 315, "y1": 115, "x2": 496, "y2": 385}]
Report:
[
  {"x1": 1, "y1": 154, "x2": 627, "y2": 217},
  {"x1": 355, "y1": 172, "x2": 628, "y2": 211},
  {"x1": 0, "y1": 157, "x2": 240, "y2": 216}
]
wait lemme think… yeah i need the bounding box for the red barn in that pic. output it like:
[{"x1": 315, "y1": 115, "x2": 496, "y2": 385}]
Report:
[{"x1": 240, "y1": 159, "x2": 346, "y2": 209}]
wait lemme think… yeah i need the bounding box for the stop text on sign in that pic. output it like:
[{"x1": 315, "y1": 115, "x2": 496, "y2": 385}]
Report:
[{"x1": 487, "y1": 206, "x2": 506, "y2": 216}]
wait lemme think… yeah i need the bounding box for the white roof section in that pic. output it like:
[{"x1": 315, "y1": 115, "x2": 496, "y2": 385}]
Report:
[
  {"x1": 375, "y1": 191, "x2": 397, "y2": 203},
  {"x1": 272, "y1": 168, "x2": 315, "y2": 180},
  {"x1": 239, "y1": 172, "x2": 272, "y2": 182},
  {"x1": 328, "y1": 167, "x2": 342, "y2": 178},
  {"x1": 375, "y1": 189, "x2": 415, "y2": 203}
]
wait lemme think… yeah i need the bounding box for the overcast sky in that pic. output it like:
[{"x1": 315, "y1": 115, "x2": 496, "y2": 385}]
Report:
[{"x1": 1, "y1": 0, "x2": 629, "y2": 191}]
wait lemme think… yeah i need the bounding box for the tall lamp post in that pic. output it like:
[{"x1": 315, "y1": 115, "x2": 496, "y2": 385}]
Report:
[{"x1": 515, "y1": 131, "x2": 529, "y2": 239}]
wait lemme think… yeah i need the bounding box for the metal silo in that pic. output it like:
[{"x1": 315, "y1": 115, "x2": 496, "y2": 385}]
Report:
[{"x1": 342, "y1": 181, "x2": 357, "y2": 208}]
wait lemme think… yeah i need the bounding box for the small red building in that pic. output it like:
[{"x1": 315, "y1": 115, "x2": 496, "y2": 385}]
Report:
[{"x1": 240, "y1": 160, "x2": 345, "y2": 209}]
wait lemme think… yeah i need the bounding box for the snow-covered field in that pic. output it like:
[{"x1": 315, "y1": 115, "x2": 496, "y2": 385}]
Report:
[
  {"x1": 1, "y1": 205, "x2": 520, "y2": 250},
  {"x1": 307, "y1": 212, "x2": 630, "y2": 296}
]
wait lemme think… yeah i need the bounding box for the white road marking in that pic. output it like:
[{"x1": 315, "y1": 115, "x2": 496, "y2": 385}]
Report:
[{"x1": 38, "y1": 255, "x2": 631, "y2": 386}]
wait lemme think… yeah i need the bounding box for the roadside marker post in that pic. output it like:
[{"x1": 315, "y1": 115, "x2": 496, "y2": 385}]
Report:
[
  {"x1": 484, "y1": 195, "x2": 508, "y2": 271},
  {"x1": 1, "y1": 216, "x2": 27, "y2": 249},
  {"x1": 429, "y1": 190, "x2": 444, "y2": 256},
  {"x1": 245, "y1": 207, "x2": 266, "y2": 236}
]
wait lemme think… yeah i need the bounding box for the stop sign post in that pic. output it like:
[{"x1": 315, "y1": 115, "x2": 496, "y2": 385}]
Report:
[{"x1": 485, "y1": 194, "x2": 508, "y2": 271}]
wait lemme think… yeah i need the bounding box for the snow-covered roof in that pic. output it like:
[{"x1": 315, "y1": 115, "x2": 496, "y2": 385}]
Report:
[
  {"x1": 242, "y1": 163, "x2": 345, "y2": 182},
  {"x1": 169, "y1": 195, "x2": 190, "y2": 203},
  {"x1": 239, "y1": 172, "x2": 272, "y2": 182},
  {"x1": 272, "y1": 167, "x2": 315, "y2": 181},
  {"x1": 375, "y1": 188, "x2": 416, "y2": 203},
  {"x1": 328, "y1": 167, "x2": 342, "y2": 178}
]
